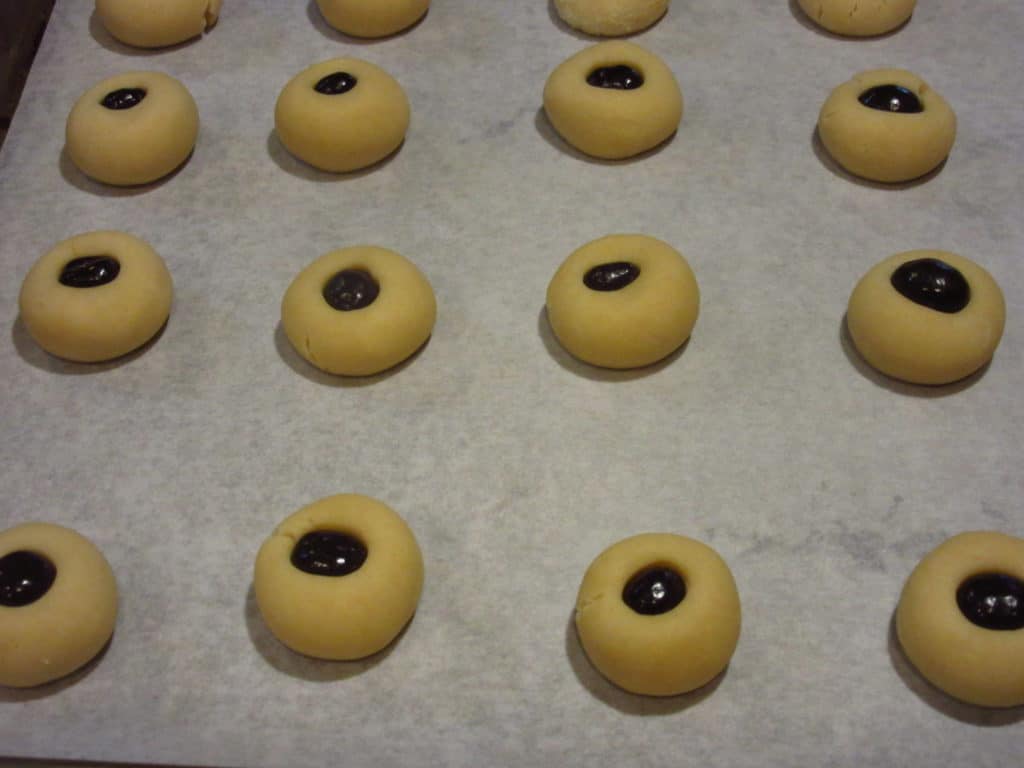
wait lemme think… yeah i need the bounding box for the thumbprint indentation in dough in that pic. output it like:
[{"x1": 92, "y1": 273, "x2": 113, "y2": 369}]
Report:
[
  {"x1": 58, "y1": 256, "x2": 121, "y2": 288},
  {"x1": 0, "y1": 550, "x2": 57, "y2": 607}
]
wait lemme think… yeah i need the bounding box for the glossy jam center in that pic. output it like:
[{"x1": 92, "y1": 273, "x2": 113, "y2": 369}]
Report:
[
  {"x1": 0, "y1": 550, "x2": 57, "y2": 607},
  {"x1": 890, "y1": 258, "x2": 970, "y2": 313},
  {"x1": 322, "y1": 269, "x2": 379, "y2": 311},
  {"x1": 583, "y1": 261, "x2": 640, "y2": 291},
  {"x1": 586, "y1": 65, "x2": 644, "y2": 90},
  {"x1": 956, "y1": 573, "x2": 1024, "y2": 631},
  {"x1": 290, "y1": 531, "x2": 368, "y2": 577},
  {"x1": 622, "y1": 566, "x2": 686, "y2": 615},
  {"x1": 858, "y1": 84, "x2": 923, "y2": 113},
  {"x1": 59, "y1": 256, "x2": 121, "y2": 288},
  {"x1": 101, "y1": 87, "x2": 147, "y2": 110},
  {"x1": 314, "y1": 71, "x2": 358, "y2": 95}
]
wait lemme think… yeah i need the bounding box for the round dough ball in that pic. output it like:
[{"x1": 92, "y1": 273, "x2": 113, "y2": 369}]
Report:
[
  {"x1": 315, "y1": 0, "x2": 429, "y2": 37},
  {"x1": 95, "y1": 0, "x2": 221, "y2": 48},
  {"x1": 543, "y1": 41, "x2": 682, "y2": 159},
  {"x1": 797, "y1": 0, "x2": 914, "y2": 37},
  {"x1": 847, "y1": 250, "x2": 1004, "y2": 385},
  {"x1": 254, "y1": 494, "x2": 424, "y2": 660},
  {"x1": 281, "y1": 245, "x2": 436, "y2": 376},
  {"x1": 896, "y1": 532, "x2": 1024, "y2": 707},
  {"x1": 275, "y1": 58, "x2": 410, "y2": 173},
  {"x1": 818, "y1": 68, "x2": 956, "y2": 183},
  {"x1": 19, "y1": 230, "x2": 174, "y2": 363},
  {"x1": 66, "y1": 71, "x2": 199, "y2": 186},
  {"x1": 0, "y1": 523, "x2": 118, "y2": 688},
  {"x1": 554, "y1": 0, "x2": 669, "y2": 36},
  {"x1": 575, "y1": 533, "x2": 741, "y2": 696},
  {"x1": 546, "y1": 233, "x2": 699, "y2": 369}
]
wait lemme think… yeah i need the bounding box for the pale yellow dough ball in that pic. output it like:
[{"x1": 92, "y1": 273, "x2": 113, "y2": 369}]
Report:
[
  {"x1": 96, "y1": 0, "x2": 221, "y2": 48},
  {"x1": 315, "y1": 0, "x2": 429, "y2": 37},
  {"x1": 66, "y1": 71, "x2": 199, "y2": 186},
  {"x1": 0, "y1": 523, "x2": 118, "y2": 688},
  {"x1": 554, "y1": 0, "x2": 669, "y2": 36},
  {"x1": 896, "y1": 532, "x2": 1024, "y2": 707},
  {"x1": 544, "y1": 41, "x2": 682, "y2": 160},
  {"x1": 575, "y1": 533, "x2": 741, "y2": 696},
  {"x1": 818, "y1": 68, "x2": 956, "y2": 183},
  {"x1": 546, "y1": 234, "x2": 699, "y2": 369},
  {"x1": 281, "y1": 245, "x2": 436, "y2": 377},
  {"x1": 275, "y1": 58, "x2": 410, "y2": 173},
  {"x1": 19, "y1": 230, "x2": 173, "y2": 363},
  {"x1": 847, "y1": 250, "x2": 1004, "y2": 385},
  {"x1": 797, "y1": 0, "x2": 915, "y2": 37},
  {"x1": 254, "y1": 495, "x2": 424, "y2": 660}
]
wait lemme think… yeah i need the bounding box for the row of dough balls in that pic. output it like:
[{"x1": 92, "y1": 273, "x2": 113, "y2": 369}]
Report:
[
  {"x1": 16, "y1": 231, "x2": 436, "y2": 375},
  {"x1": 92, "y1": 0, "x2": 918, "y2": 45},
  {"x1": 2, "y1": 509, "x2": 1021, "y2": 708},
  {"x1": 555, "y1": 0, "x2": 920, "y2": 37},
  {"x1": 550, "y1": 237, "x2": 1005, "y2": 386},
  {"x1": 63, "y1": 60, "x2": 410, "y2": 185},
  {"x1": 92, "y1": 0, "x2": 648, "y2": 46},
  {"x1": 544, "y1": 45, "x2": 956, "y2": 180},
  {"x1": 94, "y1": 0, "x2": 429, "y2": 45},
  {"x1": 62, "y1": 45, "x2": 956, "y2": 184},
  {"x1": 17, "y1": 230, "x2": 1006, "y2": 385}
]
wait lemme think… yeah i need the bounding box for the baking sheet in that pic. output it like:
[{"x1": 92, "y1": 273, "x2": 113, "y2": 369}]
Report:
[{"x1": 1, "y1": 1, "x2": 1023, "y2": 765}]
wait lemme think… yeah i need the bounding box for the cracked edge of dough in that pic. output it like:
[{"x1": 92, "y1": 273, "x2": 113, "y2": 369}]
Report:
[
  {"x1": 205, "y1": 0, "x2": 222, "y2": 30},
  {"x1": 575, "y1": 592, "x2": 604, "y2": 616},
  {"x1": 302, "y1": 334, "x2": 318, "y2": 367}
]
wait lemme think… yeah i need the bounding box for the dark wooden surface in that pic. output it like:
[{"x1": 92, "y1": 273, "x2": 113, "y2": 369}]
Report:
[{"x1": 0, "y1": 0, "x2": 56, "y2": 149}]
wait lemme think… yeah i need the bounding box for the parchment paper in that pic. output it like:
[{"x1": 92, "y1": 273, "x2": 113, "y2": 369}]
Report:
[{"x1": 1, "y1": 1, "x2": 1022, "y2": 766}]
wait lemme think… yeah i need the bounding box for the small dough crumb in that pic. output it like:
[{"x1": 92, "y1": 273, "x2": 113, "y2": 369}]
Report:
[
  {"x1": 575, "y1": 533, "x2": 741, "y2": 696},
  {"x1": 0, "y1": 523, "x2": 118, "y2": 688},
  {"x1": 543, "y1": 41, "x2": 682, "y2": 160},
  {"x1": 95, "y1": 0, "x2": 221, "y2": 48},
  {"x1": 797, "y1": 0, "x2": 915, "y2": 37},
  {"x1": 554, "y1": 0, "x2": 669, "y2": 36},
  {"x1": 254, "y1": 494, "x2": 424, "y2": 660},
  {"x1": 19, "y1": 230, "x2": 173, "y2": 363},
  {"x1": 315, "y1": 0, "x2": 429, "y2": 37},
  {"x1": 896, "y1": 531, "x2": 1024, "y2": 707}
]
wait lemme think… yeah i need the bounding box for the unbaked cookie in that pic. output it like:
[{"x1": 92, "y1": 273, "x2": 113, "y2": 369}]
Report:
[
  {"x1": 546, "y1": 234, "x2": 699, "y2": 369},
  {"x1": 896, "y1": 531, "x2": 1024, "y2": 707},
  {"x1": 66, "y1": 71, "x2": 199, "y2": 186},
  {"x1": 281, "y1": 245, "x2": 435, "y2": 376},
  {"x1": 797, "y1": 0, "x2": 915, "y2": 36},
  {"x1": 275, "y1": 58, "x2": 410, "y2": 173},
  {"x1": 554, "y1": 0, "x2": 669, "y2": 36},
  {"x1": 818, "y1": 68, "x2": 956, "y2": 183},
  {"x1": 0, "y1": 523, "x2": 118, "y2": 688},
  {"x1": 19, "y1": 230, "x2": 173, "y2": 363},
  {"x1": 575, "y1": 533, "x2": 741, "y2": 696},
  {"x1": 254, "y1": 494, "x2": 424, "y2": 660},
  {"x1": 95, "y1": 0, "x2": 221, "y2": 48},
  {"x1": 846, "y1": 250, "x2": 1004, "y2": 385},
  {"x1": 543, "y1": 41, "x2": 682, "y2": 159},
  {"x1": 315, "y1": 0, "x2": 429, "y2": 37}
]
